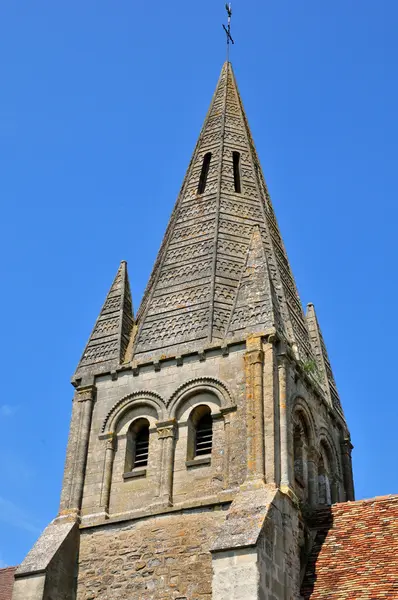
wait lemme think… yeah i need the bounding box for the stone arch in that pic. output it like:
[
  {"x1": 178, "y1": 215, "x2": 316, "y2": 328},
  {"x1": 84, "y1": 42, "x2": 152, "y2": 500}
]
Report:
[
  {"x1": 318, "y1": 427, "x2": 342, "y2": 479},
  {"x1": 167, "y1": 377, "x2": 234, "y2": 421},
  {"x1": 291, "y1": 396, "x2": 317, "y2": 446},
  {"x1": 291, "y1": 397, "x2": 317, "y2": 505},
  {"x1": 101, "y1": 391, "x2": 167, "y2": 435},
  {"x1": 318, "y1": 428, "x2": 342, "y2": 504}
]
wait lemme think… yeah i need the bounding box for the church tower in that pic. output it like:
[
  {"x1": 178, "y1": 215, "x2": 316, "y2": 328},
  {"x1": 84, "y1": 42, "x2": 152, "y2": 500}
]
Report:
[{"x1": 12, "y1": 61, "x2": 354, "y2": 600}]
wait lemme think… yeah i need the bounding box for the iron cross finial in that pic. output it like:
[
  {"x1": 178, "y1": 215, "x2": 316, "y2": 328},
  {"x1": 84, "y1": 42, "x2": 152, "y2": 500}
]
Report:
[{"x1": 223, "y1": 3, "x2": 235, "y2": 61}]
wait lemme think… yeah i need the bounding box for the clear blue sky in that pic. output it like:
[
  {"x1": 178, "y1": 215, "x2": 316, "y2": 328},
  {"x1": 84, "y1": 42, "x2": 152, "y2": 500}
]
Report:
[{"x1": 1, "y1": 1, "x2": 397, "y2": 567}]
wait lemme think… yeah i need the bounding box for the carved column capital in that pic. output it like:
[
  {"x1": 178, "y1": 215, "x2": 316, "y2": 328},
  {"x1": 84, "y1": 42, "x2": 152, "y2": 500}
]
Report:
[
  {"x1": 156, "y1": 420, "x2": 177, "y2": 440},
  {"x1": 74, "y1": 385, "x2": 96, "y2": 403},
  {"x1": 244, "y1": 349, "x2": 264, "y2": 365}
]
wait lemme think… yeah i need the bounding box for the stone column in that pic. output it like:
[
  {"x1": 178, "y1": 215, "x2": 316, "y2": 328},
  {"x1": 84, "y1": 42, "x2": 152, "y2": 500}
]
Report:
[
  {"x1": 156, "y1": 420, "x2": 177, "y2": 506},
  {"x1": 307, "y1": 446, "x2": 319, "y2": 506},
  {"x1": 99, "y1": 433, "x2": 115, "y2": 515},
  {"x1": 59, "y1": 384, "x2": 95, "y2": 516},
  {"x1": 341, "y1": 437, "x2": 355, "y2": 501},
  {"x1": 244, "y1": 336, "x2": 265, "y2": 482},
  {"x1": 221, "y1": 408, "x2": 232, "y2": 489},
  {"x1": 278, "y1": 355, "x2": 291, "y2": 489},
  {"x1": 263, "y1": 336, "x2": 278, "y2": 484}
]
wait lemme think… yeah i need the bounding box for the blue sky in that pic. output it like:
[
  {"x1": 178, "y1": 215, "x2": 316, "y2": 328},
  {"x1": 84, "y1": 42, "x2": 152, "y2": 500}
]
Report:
[{"x1": 0, "y1": 1, "x2": 397, "y2": 567}]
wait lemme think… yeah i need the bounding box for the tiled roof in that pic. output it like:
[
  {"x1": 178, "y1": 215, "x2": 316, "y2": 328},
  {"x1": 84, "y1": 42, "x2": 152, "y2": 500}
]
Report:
[
  {"x1": 301, "y1": 495, "x2": 398, "y2": 599},
  {"x1": 0, "y1": 567, "x2": 16, "y2": 600}
]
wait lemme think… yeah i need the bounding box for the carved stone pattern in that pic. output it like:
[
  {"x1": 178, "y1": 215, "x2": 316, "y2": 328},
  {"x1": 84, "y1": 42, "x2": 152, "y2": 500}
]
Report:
[
  {"x1": 220, "y1": 199, "x2": 263, "y2": 221},
  {"x1": 216, "y1": 259, "x2": 245, "y2": 279},
  {"x1": 290, "y1": 314, "x2": 313, "y2": 358},
  {"x1": 165, "y1": 240, "x2": 213, "y2": 265},
  {"x1": 167, "y1": 376, "x2": 233, "y2": 408},
  {"x1": 148, "y1": 285, "x2": 210, "y2": 315},
  {"x1": 212, "y1": 308, "x2": 231, "y2": 337},
  {"x1": 137, "y1": 310, "x2": 208, "y2": 348},
  {"x1": 92, "y1": 317, "x2": 119, "y2": 337},
  {"x1": 225, "y1": 116, "x2": 244, "y2": 130},
  {"x1": 101, "y1": 390, "x2": 166, "y2": 433},
  {"x1": 219, "y1": 218, "x2": 258, "y2": 239},
  {"x1": 224, "y1": 131, "x2": 247, "y2": 146},
  {"x1": 157, "y1": 426, "x2": 176, "y2": 440},
  {"x1": 176, "y1": 198, "x2": 217, "y2": 223},
  {"x1": 217, "y1": 239, "x2": 248, "y2": 258},
  {"x1": 102, "y1": 296, "x2": 122, "y2": 313},
  {"x1": 80, "y1": 340, "x2": 119, "y2": 365},
  {"x1": 157, "y1": 259, "x2": 212, "y2": 287},
  {"x1": 172, "y1": 219, "x2": 215, "y2": 242},
  {"x1": 214, "y1": 284, "x2": 237, "y2": 304},
  {"x1": 197, "y1": 132, "x2": 222, "y2": 148},
  {"x1": 241, "y1": 185, "x2": 260, "y2": 200},
  {"x1": 229, "y1": 302, "x2": 273, "y2": 331}
]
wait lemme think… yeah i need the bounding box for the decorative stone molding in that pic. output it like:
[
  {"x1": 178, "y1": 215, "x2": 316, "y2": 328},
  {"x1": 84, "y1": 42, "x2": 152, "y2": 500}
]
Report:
[
  {"x1": 167, "y1": 377, "x2": 234, "y2": 419},
  {"x1": 156, "y1": 420, "x2": 177, "y2": 440},
  {"x1": 101, "y1": 391, "x2": 167, "y2": 434},
  {"x1": 74, "y1": 384, "x2": 96, "y2": 403}
]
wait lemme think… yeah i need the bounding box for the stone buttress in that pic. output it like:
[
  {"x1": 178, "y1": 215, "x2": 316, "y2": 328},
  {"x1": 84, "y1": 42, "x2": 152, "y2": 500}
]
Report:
[{"x1": 13, "y1": 62, "x2": 354, "y2": 600}]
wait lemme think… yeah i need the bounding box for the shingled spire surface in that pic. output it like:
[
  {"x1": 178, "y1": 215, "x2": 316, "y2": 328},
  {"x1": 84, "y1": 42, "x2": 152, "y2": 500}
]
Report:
[
  {"x1": 74, "y1": 261, "x2": 134, "y2": 379},
  {"x1": 227, "y1": 226, "x2": 284, "y2": 338},
  {"x1": 133, "y1": 62, "x2": 312, "y2": 361},
  {"x1": 306, "y1": 303, "x2": 344, "y2": 416}
]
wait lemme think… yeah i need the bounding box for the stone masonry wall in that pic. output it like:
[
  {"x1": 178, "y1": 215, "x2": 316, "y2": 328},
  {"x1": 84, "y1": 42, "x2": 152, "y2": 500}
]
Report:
[
  {"x1": 77, "y1": 507, "x2": 227, "y2": 600},
  {"x1": 80, "y1": 347, "x2": 247, "y2": 521}
]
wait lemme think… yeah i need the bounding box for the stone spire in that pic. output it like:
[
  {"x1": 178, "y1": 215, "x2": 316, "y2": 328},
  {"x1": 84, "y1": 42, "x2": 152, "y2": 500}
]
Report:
[
  {"x1": 306, "y1": 302, "x2": 344, "y2": 416},
  {"x1": 132, "y1": 62, "x2": 312, "y2": 362},
  {"x1": 74, "y1": 261, "x2": 134, "y2": 380},
  {"x1": 227, "y1": 226, "x2": 284, "y2": 338}
]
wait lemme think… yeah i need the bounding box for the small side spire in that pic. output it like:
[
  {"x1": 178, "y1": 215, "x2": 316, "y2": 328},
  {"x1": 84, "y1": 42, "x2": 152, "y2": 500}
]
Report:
[
  {"x1": 227, "y1": 227, "x2": 284, "y2": 338},
  {"x1": 73, "y1": 261, "x2": 134, "y2": 380},
  {"x1": 306, "y1": 303, "x2": 344, "y2": 417}
]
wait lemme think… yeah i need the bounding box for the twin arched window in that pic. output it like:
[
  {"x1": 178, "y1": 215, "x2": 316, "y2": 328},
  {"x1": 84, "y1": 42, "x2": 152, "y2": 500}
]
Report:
[{"x1": 123, "y1": 404, "x2": 214, "y2": 477}]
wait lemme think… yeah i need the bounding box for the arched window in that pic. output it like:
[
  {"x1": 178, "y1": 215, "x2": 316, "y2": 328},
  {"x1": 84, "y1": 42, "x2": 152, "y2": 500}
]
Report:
[
  {"x1": 198, "y1": 153, "x2": 212, "y2": 194},
  {"x1": 125, "y1": 418, "x2": 150, "y2": 474},
  {"x1": 233, "y1": 151, "x2": 241, "y2": 193},
  {"x1": 318, "y1": 443, "x2": 333, "y2": 505},
  {"x1": 293, "y1": 413, "x2": 310, "y2": 501},
  {"x1": 187, "y1": 405, "x2": 213, "y2": 462}
]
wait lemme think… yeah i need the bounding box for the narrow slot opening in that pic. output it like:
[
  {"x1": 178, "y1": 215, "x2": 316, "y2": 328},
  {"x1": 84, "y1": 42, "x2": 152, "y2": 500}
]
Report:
[
  {"x1": 233, "y1": 151, "x2": 241, "y2": 193},
  {"x1": 133, "y1": 425, "x2": 149, "y2": 468},
  {"x1": 195, "y1": 412, "x2": 213, "y2": 457},
  {"x1": 198, "y1": 152, "x2": 212, "y2": 194}
]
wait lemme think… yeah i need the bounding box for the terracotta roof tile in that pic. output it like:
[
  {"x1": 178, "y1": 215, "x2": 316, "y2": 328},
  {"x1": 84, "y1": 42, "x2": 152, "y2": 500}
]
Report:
[
  {"x1": 301, "y1": 495, "x2": 398, "y2": 599},
  {"x1": 0, "y1": 567, "x2": 16, "y2": 600}
]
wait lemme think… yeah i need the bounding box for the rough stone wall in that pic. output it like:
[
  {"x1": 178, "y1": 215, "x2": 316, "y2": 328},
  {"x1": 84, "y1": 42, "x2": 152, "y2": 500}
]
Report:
[
  {"x1": 257, "y1": 497, "x2": 301, "y2": 600},
  {"x1": 77, "y1": 507, "x2": 227, "y2": 600},
  {"x1": 212, "y1": 549, "x2": 259, "y2": 600}
]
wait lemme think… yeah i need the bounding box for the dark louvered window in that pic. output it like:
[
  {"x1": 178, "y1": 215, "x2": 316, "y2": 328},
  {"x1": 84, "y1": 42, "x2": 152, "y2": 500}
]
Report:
[
  {"x1": 195, "y1": 413, "x2": 213, "y2": 457},
  {"x1": 233, "y1": 151, "x2": 241, "y2": 193},
  {"x1": 198, "y1": 152, "x2": 212, "y2": 194},
  {"x1": 133, "y1": 425, "x2": 149, "y2": 468}
]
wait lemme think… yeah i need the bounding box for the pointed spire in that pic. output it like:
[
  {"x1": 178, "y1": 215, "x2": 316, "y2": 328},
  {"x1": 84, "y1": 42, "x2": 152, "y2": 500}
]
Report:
[
  {"x1": 131, "y1": 62, "x2": 313, "y2": 362},
  {"x1": 227, "y1": 227, "x2": 284, "y2": 338},
  {"x1": 74, "y1": 261, "x2": 134, "y2": 379},
  {"x1": 306, "y1": 303, "x2": 344, "y2": 417}
]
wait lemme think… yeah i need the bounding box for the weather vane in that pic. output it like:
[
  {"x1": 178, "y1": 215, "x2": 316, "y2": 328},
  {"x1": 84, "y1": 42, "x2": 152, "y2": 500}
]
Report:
[{"x1": 223, "y1": 3, "x2": 235, "y2": 61}]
